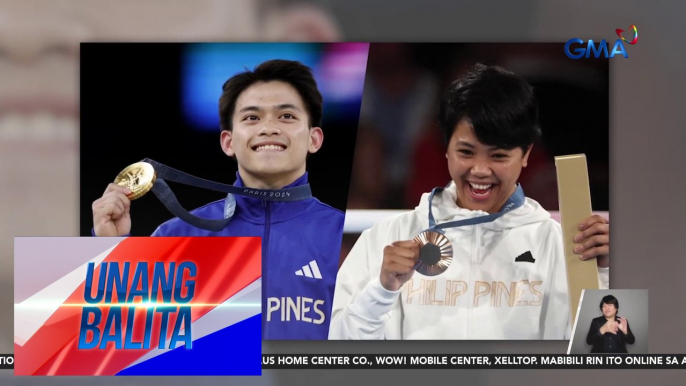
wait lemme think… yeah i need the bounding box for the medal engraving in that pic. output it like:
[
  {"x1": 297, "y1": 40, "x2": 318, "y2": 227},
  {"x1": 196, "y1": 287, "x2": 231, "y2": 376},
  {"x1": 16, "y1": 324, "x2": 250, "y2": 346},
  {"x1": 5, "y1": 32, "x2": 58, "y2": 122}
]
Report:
[
  {"x1": 114, "y1": 162, "x2": 156, "y2": 200},
  {"x1": 413, "y1": 230, "x2": 453, "y2": 276}
]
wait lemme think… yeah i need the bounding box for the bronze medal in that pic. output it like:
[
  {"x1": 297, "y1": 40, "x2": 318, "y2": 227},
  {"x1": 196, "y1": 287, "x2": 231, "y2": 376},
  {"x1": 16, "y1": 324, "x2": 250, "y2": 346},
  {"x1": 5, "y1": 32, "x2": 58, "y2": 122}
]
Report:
[
  {"x1": 413, "y1": 230, "x2": 453, "y2": 276},
  {"x1": 114, "y1": 162, "x2": 156, "y2": 200}
]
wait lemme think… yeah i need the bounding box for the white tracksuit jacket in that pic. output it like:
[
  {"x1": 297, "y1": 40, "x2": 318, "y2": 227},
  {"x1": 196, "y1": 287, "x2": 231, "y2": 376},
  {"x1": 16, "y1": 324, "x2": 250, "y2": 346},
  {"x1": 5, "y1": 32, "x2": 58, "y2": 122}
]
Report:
[{"x1": 329, "y1": 182, "x2": 609, "y2": 340}]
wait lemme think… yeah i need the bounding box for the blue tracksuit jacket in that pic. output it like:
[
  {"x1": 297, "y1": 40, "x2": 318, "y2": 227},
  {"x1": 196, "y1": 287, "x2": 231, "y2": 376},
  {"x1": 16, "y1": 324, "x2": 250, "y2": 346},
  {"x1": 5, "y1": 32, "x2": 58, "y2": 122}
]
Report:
[{"x1": 149, "y1": 172, "x2": 344, "y2": 340}]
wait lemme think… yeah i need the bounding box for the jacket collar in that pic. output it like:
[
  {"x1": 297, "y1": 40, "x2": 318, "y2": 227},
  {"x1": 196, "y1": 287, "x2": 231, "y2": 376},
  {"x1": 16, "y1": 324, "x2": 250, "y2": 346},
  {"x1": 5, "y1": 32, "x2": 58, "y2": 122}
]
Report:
[
  {"x1": 416, "y1": 180, "x2": 551, "y2": 231},
  {"x1": 231, "y1": 172, "x2": 314, "y2": 224}
]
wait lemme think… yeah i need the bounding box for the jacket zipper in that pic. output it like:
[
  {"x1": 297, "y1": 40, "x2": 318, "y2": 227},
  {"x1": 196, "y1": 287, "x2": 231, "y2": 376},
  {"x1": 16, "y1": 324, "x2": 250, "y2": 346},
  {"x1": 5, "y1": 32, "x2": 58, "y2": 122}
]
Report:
[
  {"x1": 262, "y1": 200, "x2": 271, "y2": 337},
  {"x1": 466, "y1": 225, "x2": 478, "y2": 338}
]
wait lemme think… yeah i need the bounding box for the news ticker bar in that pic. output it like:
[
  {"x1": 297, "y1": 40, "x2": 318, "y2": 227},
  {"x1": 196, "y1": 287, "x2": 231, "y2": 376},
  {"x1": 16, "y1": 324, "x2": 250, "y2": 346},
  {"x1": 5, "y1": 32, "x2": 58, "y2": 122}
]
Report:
[
  {"x1": 3, "y1": 354, "x2": 686, "y2": 371},
  {"x1": 262, "y1": 354, "x2": 686, "y2": 369}
]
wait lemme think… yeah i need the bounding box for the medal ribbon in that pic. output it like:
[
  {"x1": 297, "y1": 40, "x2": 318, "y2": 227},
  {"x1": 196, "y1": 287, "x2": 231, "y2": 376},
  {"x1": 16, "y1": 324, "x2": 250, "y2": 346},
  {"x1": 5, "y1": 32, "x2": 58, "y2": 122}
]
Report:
[
  {"x1": 142, "y1": 158, "x2": 312, "y2": 231},
  {"x1": 426, "y1": 183, "x2": 526, "y2": 233}
]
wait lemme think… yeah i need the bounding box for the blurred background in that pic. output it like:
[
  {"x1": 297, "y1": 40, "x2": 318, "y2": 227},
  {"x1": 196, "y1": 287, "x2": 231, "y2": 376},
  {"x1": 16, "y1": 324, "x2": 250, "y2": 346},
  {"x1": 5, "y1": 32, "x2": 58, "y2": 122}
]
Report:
[
  {"x1": 0, "y1": 0, "x2": 343, "y2": 384},
  {"x1": 342, "y1": 43, "x2": 609, "y2": 262},
  {"x1": 79, "y1": 42, "x2": 367, "y2": 236}
]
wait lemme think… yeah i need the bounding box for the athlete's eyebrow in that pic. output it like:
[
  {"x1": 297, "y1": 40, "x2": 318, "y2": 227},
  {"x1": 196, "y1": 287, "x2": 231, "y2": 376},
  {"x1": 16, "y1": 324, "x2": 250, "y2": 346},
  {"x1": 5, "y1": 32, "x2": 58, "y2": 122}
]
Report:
[
  {"x1": 275, "y1": 104, "x2": 302, "y2": 112},
  {"x1": 457, "y1": 140, "x2": 509, "y2": 151},
  {"x1": 238, "y1": 106, "x2": 261, "y2": 113},
  {"x1": 238, "y1": 104, "x2": 302, "y2": 113}
]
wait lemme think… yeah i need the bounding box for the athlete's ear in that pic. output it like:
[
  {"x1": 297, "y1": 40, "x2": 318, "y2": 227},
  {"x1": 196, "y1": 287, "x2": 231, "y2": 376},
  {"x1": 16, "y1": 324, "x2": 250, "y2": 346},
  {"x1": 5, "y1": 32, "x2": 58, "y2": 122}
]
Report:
[
  {"x1": 221, "y1": 130, "x2": 235, "y2": 157},
  {"x1": 522, "y1": 144, "x2": 533, "y2": 168},
  {"x1": 308, "y1": 127, "x2": 323, "y2": 154}
]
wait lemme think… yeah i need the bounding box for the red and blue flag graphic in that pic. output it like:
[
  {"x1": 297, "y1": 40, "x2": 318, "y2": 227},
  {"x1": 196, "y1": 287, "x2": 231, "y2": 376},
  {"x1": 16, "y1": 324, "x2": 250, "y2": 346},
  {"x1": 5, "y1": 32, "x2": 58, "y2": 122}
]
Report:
[{"x1": 14, "y1": 237, "x2": 262, "y2": 376}]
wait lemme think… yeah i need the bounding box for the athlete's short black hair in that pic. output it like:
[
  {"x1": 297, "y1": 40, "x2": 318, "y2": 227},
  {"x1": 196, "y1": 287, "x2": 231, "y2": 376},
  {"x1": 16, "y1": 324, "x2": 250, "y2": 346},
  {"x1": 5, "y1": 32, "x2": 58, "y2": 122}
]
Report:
[
  {"x1": 438, "y1": 63, "x2": 541, "y2": 153},
  {"x1": 600, "y1": 295, "x2": 619, "y2": 311},
  {"x1": 219, "y1": 59, "x2": 323, "y2": 131}
]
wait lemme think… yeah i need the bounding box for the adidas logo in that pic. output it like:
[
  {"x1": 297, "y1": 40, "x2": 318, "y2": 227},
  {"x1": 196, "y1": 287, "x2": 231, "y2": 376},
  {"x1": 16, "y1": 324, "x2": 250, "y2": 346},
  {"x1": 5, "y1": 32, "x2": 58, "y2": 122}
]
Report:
[
  {"x1": 295, "y1": 260, "x2": 322, "y2": 279},
  {"x1": 515, "y1": 251, "x2": 535, "y2": 263}
]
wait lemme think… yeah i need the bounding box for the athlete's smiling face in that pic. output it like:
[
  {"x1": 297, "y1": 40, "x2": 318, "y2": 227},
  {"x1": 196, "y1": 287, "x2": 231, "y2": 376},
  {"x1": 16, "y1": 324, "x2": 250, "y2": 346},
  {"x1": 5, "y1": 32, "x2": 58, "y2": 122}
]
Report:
[
  {"x1": 446, "y1": 118, "x2": 531, "y2": 214},
  {"x1": 221, "y1": 80, "x2": 323, "y2": 189}
]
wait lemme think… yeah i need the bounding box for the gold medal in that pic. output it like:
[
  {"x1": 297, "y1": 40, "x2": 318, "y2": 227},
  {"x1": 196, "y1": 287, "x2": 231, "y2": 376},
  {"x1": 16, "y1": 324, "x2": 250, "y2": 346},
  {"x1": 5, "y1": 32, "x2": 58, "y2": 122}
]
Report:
[
  {"x1": 114, "y1": 162, "x2": 156, "y2": 200},
  {"x1": 413, "y1": 230, "x2": 453, "y2": 276}
]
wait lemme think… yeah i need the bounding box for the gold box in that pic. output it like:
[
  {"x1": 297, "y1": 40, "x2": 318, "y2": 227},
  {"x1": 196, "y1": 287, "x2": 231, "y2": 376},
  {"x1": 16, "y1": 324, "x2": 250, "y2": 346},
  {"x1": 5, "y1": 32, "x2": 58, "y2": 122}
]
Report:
[{"x1": 555, "y1": 154, "x2": 600, "y2": 325}]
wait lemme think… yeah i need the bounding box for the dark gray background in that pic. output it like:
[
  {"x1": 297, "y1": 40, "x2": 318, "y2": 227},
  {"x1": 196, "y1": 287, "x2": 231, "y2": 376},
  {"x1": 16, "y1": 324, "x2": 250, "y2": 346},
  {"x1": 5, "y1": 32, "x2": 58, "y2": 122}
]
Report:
[
  {"x1": 570, "y1": 290, "x2": 649, "y2": 354},
  {"x1": 2, "y1": 0, "x2": 685, "y2": 385}
]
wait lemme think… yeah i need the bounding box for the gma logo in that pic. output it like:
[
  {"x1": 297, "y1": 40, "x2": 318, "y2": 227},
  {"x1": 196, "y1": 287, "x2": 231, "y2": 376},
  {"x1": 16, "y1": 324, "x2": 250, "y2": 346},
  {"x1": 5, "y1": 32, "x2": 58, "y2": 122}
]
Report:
[{"x1": 565, "y1": 39, "x2": 628, "y2": 59}]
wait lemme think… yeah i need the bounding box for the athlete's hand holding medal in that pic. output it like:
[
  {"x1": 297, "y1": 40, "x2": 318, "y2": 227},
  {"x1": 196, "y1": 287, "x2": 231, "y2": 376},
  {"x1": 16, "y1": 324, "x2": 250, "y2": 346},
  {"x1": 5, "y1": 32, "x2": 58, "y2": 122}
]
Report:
[
  {"x1": 379, "y1": 230, "x2": 454, "y2": 291},
  {"x1": 92, "y1": 162, "x2": 156, "y2": 237},
  {"x1": 92, "y1": 160, "x2": 314, "y2": 236},
  {"x1": 378, "y1": 184, "x2": 610, "y2": 292}
]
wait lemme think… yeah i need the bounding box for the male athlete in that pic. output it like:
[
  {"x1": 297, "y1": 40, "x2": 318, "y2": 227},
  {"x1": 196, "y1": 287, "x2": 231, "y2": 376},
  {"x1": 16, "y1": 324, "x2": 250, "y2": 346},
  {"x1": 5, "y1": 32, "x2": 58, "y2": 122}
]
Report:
[
  {"x1": 330, "y1": 64, "x2": 610, "y2": 340},
  {"x1": 92, "y1": 59, "x2": 343, "y2": 340}
]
